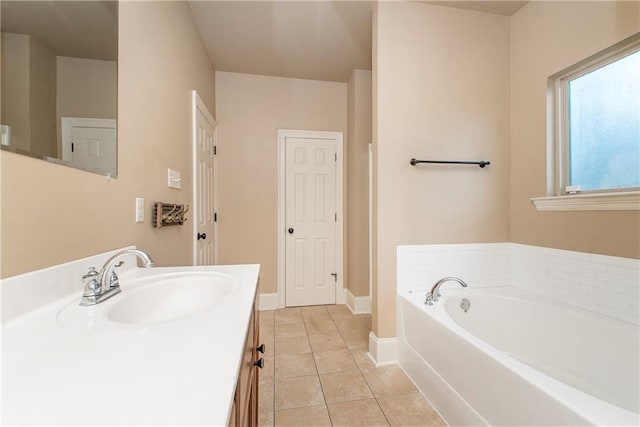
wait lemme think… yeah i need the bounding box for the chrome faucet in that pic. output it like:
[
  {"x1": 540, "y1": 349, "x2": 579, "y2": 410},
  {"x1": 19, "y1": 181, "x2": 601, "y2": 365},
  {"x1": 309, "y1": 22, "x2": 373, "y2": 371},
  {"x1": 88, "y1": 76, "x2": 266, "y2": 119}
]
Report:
[
  {"x1": 425, "y1": 276, "x2": 468, "y2": 305},
  {"x1": 80, "y1": 249, "x2": 155, "y2": 306}
]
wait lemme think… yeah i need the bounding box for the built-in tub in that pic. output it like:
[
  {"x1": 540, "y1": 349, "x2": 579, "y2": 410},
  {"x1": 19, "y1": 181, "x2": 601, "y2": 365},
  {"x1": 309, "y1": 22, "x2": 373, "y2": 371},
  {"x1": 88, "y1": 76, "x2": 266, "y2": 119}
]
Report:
[{"x1": 397, "y1": 287, "x2": 640, "y2": 426}]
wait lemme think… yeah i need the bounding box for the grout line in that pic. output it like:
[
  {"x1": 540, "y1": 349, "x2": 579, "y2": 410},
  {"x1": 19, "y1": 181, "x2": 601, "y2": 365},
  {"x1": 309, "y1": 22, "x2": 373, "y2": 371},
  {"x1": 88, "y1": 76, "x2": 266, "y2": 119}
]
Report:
[
  {"x1": 374, "y1": 397, "x2": 393, "y2": 427},
  {"x1": 301, "y1": 305, "x2": 332, "y2": 424}
]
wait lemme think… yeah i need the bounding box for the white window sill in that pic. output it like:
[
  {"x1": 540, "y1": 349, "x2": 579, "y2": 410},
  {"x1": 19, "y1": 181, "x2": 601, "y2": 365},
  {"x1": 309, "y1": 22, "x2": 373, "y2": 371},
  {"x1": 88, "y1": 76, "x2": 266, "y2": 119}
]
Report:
[{"x1": 531, "y1": 191, "x2": 640, "y2": 211}]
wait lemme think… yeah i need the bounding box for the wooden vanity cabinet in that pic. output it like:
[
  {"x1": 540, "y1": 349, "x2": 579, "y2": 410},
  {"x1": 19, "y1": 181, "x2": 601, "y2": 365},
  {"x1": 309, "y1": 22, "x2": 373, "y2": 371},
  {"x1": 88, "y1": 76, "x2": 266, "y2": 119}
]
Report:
[{"x1": 229, "y1": 292, "x2": 262, "y2": 427}]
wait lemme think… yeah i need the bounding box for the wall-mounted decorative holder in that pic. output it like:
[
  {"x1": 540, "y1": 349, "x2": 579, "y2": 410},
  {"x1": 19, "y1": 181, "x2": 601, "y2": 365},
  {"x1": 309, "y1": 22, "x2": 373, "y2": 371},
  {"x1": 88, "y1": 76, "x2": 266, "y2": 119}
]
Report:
[{"x1": 153, "y1": 202, "x2": 189, "y2": 228}]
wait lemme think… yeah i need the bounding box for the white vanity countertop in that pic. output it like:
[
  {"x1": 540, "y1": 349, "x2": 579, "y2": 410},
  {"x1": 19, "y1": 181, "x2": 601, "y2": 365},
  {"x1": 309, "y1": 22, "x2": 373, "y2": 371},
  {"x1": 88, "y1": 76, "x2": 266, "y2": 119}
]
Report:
[{"x1": 1, "y1": 264, "x2": 260, "y2": 426}]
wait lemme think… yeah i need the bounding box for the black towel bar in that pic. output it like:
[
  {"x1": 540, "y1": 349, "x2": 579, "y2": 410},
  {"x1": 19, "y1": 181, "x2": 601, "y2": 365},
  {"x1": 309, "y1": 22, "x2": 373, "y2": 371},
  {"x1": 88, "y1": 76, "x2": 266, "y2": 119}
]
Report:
[{"x1": 410, "y1": 158, "x2": 490, "y2": 168}]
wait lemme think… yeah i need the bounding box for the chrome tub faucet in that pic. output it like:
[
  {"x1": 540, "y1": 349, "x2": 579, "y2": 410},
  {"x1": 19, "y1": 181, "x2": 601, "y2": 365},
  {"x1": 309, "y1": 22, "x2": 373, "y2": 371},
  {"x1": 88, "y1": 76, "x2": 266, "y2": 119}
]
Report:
[
  {"x1": 80, "y1": 249, "x2": 155, "y2": 306},
  {"x1": 425, "y1": 276, "x2": 468, "y2": 305}
]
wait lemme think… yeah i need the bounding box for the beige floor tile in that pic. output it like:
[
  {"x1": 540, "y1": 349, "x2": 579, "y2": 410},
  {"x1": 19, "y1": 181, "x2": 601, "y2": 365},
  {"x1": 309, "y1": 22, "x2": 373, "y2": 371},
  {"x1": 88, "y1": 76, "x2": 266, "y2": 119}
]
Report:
[
  {"x1": 350, "y1": 348, "x2": 378, "y2": 373},
  {"x1": 300, "y1": 305, "x2": 329, "y2": 318},
  {"x1": 326, "y1": 304, "x2": 354, "y2": 320},
  {"x1": 377, "y1": 393, "x2": 445, "y2": 426},
  {"x1": 319, "y1": 371, "x2": 373, "y2": 403},
  {"x1": 327, "y1": 399, "x2": 389, "y2": 427},
  {"x1": 274, "y1": 405, "x2": 332, "y2": 426},
  {"x1": 259, "y1": 319, "x2": 275, "y2": 335},
  {"x1": 258, "y1": 406, "x2": 274, "y2": 427},
  {"x1": 338, "y1": 325, "x2": 370, "y2": 349},
  {"x1": 334, "y1": 316, "x2": 368, "y2": 331},
  {"x1": 362, "y1": 365, "x2": 418, "y2": 397},
  {"x1": 275, "y1": 322, "x2": 308, "y2": 339},
  {"x1": 305, "y1": 316, "x2": 339, "y2": 335},
  {"x1": 304, "y1": 314, "x2": 334, "y2": 326},
  {"x1": 263, "y1": 304, "x2": 437, "y2": 427},
  {"x1": 260, "y1": 309, "x2": 275, "y2": 323},
  {"x1": 275, "y1": 353, "x2": 317, "y2": 379},
  {"x1": 259, "y1": 356, "x2": 275, "y2": 385},
  {"x1": 259, "y1": 381, "x2": 273, "y2": 409},
  {"x1": 275, "y1": 375, "x2": 325, "y2": 410},
  {"x1": 259, "y1": 376, "x2": 274, "y2": 424},
  {"x1": 308, "y1": 332, "x2": 347, "y2": 352},
  {"x1": 313, "y1": 349, "x2": 359, "y2": 375},
  {"x1": 275, "y1": 307, "x2": 303, "y2": 325},
  {"x1": 358, "y1": 313, "x2": 372, "y2": 330},
  {"x1": 275, "y1": 335, "x2": 312, "y2": 355}
]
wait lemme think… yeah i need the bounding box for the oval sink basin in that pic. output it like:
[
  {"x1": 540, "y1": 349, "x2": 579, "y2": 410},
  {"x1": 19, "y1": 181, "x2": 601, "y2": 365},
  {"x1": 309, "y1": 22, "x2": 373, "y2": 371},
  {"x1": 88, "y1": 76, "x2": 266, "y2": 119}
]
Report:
[{"x1": 107, "y1": 272, "x2": 237, "y2": 325}]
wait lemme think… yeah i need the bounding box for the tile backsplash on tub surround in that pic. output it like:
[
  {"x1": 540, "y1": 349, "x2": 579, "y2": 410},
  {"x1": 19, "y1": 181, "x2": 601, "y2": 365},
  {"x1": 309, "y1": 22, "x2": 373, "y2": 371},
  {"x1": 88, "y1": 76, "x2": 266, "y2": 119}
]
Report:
[
  {"x1": 510, "y1": 243, "x2": 640, "y2": 325},
  {"x1": 1, "y1": 246, "x2": 138, "y2": 323},
  {"x1": 396, "y1": 243, "x2": 510, "y2": 293},
  {"x1": 397, "y1": 243, "x2": 640, "y2": 325}
]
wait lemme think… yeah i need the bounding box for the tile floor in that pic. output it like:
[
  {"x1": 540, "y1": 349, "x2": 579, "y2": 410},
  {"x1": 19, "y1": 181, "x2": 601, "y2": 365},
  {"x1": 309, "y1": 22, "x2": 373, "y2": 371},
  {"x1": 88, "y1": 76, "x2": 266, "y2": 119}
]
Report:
[{"x1": 258, "y1": 305, "x2": 446, "y2": 426}]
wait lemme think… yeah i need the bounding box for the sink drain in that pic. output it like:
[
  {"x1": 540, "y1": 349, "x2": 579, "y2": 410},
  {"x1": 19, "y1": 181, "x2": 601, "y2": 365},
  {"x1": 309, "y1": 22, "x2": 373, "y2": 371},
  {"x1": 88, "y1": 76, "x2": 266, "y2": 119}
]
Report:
[{"x1": 460, "y1": 298, "x2": 471, "y2": 313}]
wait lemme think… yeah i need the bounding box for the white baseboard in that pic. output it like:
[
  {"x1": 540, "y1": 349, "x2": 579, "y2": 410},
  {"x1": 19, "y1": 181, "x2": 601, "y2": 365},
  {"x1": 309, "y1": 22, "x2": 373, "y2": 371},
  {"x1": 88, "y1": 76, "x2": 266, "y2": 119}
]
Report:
[
  {"x1": 368, "y1": 332, "x2": 397, "y2": 366},
  {"x1": 345, "y1": 289, "x2": 371, "y2": 314},
  {"x1": 259, "y1": 293, "x2": 278, "y2": 311}
]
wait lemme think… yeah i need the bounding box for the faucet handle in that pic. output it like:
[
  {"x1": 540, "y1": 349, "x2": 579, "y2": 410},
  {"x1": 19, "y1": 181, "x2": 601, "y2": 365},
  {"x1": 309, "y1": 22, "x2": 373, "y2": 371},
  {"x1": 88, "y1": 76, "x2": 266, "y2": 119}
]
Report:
[
  {"x1": 84, "y1": 278, "x2": 101, "y2": 297},
  {"x1": 109, "y1": 270, "x2": 119, "y2": 289},
  {"x1": 108, "y1": 261, "x2": 125, "y2": 289},
  {"x1": 424, "y1": 293, "x2": 434, "y2": 306},
  {"x1": 82, "y1": 267, "x2": 101, "y2": 298},
  {"x1": 82, "y1": 267, "x2": 99, "y2": 285}
]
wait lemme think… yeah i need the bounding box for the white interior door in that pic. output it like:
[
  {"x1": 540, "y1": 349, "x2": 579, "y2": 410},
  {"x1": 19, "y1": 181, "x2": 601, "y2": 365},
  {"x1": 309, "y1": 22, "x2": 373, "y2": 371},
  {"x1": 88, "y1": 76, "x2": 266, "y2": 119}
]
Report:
[
  {"x1": 285, "y1": 137, "x2": 337, "y2": 306},
  {"x1": 70, "y1": 127, "x2": 116, "y2": 176},
  {"x1": 192, "y1": 91, "x2": 217, "y2": 266},
  {"x1": 61, "y1": 117, "x2": 116, "y2": 176}
]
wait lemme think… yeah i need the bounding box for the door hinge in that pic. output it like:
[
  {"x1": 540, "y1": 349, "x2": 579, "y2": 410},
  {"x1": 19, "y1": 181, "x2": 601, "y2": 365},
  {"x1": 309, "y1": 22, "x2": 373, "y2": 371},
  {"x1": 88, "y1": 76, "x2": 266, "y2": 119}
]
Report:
[
  {"x1": 335, "y1": 213, "x2": 337, "y2": 222},
  {"x1": 71, "y1": 142, "x2": 74, "y2": 152},
  {"x1": 214, "y1": 212, "x2": 217, "y2": 222},
  {"x1": 331, "y1": 273, "x2": 337, "y2": 282},
  {"x1": 214, "y1": 146, "x2": 217, "y2": 155},
  {"x1": 335, "y1": 153, "x2": 337, "y2": 162}
]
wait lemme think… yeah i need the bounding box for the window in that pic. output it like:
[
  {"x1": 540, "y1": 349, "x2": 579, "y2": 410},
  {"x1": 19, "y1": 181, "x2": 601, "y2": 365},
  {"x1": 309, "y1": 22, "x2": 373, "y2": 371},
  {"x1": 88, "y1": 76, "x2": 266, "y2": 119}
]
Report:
[
  {"x1": 556, "y1": 35, "x2": 640, "y2": 195},
  {"x1": 532, "y1": 34, "x2": 640, "y2": 211}
]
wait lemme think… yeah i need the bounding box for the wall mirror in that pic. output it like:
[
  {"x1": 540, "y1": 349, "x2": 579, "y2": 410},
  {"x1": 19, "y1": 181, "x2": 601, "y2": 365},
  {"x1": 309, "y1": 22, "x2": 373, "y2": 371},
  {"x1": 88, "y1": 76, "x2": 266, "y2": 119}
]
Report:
[{"x1": 1, "y1": 1, "x2": 118, "y2": 177}]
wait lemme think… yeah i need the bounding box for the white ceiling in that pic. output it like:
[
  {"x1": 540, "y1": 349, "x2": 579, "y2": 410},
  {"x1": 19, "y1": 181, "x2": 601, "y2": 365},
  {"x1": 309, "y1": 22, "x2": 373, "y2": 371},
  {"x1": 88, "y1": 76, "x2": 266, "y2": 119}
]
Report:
[
  {"x1": 190, "y1": 1, "x2": 529, "y2": 83},
  {"x1": 188, "y1": 1, "x2": 373, "y2": 82}
]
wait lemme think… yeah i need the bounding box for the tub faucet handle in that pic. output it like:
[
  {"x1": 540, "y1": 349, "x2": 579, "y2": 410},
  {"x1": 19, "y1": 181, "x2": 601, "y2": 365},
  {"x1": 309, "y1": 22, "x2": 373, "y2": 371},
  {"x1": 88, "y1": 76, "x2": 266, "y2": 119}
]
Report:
[{"x1": 424, "y1": 292, "x2": 435, "y2": 306}]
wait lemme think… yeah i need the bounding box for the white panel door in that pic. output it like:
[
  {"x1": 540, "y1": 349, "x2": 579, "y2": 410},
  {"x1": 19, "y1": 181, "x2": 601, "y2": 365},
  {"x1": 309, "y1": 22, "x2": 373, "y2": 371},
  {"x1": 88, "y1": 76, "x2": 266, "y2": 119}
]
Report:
[
  {"x1": 285, "y1": 137, "x2": 337, "y2": 306},
  {"x1": 193, "y1": 92, "x2": 216, "y2": 266},
  {"x1": 70, "y1": 126, "x2": 116, "y2": 176}
]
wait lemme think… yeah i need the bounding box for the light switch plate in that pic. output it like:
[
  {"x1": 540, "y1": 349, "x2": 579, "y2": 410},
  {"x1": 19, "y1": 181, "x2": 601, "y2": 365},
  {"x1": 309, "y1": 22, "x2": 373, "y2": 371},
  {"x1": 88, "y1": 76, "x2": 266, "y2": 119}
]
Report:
[
  {"x1": 135, "y1": 197, "x2": 144, "y2": 222},
  {"x1": 168, "y1": 168, "x2": 181, "y2": 189}
]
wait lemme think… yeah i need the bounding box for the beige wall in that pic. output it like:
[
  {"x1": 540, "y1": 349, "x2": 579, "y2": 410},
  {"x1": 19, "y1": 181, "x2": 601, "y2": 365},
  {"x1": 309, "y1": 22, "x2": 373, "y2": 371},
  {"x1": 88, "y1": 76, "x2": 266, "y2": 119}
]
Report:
[
  {"x1": 510, "y1": 1, "x2": 640, "y2": 259},
  {"x1": 1, "y1": 33, "x2": 31, "y2": 151},
  {"x1": 0, "y1": 1, "x2": 214, "y2": 278},
  {"x1": 215, "y1": 71, "x2": 347, "y2": 295},
  {"x1": 373, "y1": 2, "x2": 511, "y2": 338},
  {"x1": 28, "y1": 35, "x2": 57, "y2": 157},
  {"x1": 1, "y1": 33, "x2": 57, "y2": 156},
  {"x1": 346, "y1": 69, "x2": 371, "y2": 297},
  {"x1": 56, "y1": 56, "x2": 117, "y2": 154}
]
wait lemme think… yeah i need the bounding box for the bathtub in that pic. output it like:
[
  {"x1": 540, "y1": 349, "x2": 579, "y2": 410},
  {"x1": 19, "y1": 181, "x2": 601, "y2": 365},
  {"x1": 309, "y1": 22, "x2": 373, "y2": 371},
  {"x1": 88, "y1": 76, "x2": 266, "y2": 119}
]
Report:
[{"x1": 397, "y1": 287, "x2": 640, "y2": 426}]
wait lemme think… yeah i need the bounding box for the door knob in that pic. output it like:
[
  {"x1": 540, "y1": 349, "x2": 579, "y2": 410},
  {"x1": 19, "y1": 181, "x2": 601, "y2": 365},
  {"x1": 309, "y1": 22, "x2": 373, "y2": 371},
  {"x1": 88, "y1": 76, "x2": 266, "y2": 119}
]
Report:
[
  {"x1": 288, "y1": 228, "x2": 294, "y2": 234},
  {"x1": 256, "y1": 344, "x2": 265, "y2": 353},
  {"x1": 254, "y1": 358, "x2": 264, "y2": 369},
  {"x1": 197, "y1": 232, "x2": 207, "y2": 240}
]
